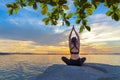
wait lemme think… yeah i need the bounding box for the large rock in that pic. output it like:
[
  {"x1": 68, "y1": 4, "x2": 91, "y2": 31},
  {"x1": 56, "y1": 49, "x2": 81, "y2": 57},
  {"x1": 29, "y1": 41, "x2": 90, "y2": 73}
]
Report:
[{"x1": 36, "y1": 63, "x2": 120, "y2": 80}]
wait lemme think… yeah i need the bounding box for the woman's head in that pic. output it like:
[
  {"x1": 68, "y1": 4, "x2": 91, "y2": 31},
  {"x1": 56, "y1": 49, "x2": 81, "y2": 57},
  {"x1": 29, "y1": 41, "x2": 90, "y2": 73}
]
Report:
[
  {"x1": 71, "y1": 37, "x2": 77, "y2": 43},
  {"x1": 71, "y1": 37, "x2": 78, "y2": 49}
]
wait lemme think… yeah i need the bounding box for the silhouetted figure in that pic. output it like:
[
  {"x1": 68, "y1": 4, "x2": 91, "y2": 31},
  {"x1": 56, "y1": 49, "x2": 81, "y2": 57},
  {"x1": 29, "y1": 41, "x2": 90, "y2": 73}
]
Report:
[{"x1": 61, "y1": 25, "x2": 86, "y2": 66}]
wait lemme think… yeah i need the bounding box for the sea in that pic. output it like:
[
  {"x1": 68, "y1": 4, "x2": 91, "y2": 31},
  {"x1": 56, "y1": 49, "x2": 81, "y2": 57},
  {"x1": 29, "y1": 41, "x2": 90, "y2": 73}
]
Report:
[{"x1": 0, "y1": 55, "x2": 120, "y2": 80}]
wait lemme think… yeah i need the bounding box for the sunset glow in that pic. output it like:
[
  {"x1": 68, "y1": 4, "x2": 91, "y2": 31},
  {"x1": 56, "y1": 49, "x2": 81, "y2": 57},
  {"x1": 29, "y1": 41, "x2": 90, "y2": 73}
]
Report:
[{"x1": 0, "y1": 1, "x2": 120, "y2": 54}]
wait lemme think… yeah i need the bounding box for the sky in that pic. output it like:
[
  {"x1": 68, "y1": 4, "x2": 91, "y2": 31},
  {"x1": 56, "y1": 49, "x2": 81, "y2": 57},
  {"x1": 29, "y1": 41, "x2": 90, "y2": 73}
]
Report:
[{"x1": 0, "y1": 0, "x2": 120, "y2": 54}]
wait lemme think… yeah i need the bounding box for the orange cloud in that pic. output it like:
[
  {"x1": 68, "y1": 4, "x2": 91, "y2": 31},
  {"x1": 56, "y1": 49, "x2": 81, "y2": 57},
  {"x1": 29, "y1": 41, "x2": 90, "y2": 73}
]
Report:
[{"x1": 0, "y1": 38, "x2": 119, "y2": 55}]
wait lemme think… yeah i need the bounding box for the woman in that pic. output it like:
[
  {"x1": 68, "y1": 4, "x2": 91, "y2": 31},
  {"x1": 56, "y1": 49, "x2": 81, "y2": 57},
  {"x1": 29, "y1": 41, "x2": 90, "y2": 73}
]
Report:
[{"x1": 61, "y1": 25, "x2": 86, "y2": 66}]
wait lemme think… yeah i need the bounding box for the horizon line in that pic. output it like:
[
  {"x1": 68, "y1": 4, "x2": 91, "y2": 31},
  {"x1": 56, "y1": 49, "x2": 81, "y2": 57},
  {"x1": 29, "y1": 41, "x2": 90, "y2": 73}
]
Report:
[{"x1": 0, "y1": 52, "x2": 120, "y2": 55}]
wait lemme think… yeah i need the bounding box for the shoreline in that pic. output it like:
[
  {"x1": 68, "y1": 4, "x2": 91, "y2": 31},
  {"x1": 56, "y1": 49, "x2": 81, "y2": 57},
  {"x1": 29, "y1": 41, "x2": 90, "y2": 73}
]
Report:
[{"x1": 0, "y1": 53, "x2": 120, "y2": 55}]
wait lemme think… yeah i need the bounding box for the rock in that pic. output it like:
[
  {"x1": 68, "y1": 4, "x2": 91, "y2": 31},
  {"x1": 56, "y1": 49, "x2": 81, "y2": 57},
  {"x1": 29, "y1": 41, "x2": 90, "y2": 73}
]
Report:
[{"x1": 36, "y1": 63, "x2": 120, "y2": 80}]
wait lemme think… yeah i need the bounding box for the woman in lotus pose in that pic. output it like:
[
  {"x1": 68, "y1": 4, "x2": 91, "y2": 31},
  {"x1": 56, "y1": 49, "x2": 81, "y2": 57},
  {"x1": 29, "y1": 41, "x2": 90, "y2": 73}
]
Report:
[{"x1": 61, "y1": 25, "x2": 86, "y2": 66}]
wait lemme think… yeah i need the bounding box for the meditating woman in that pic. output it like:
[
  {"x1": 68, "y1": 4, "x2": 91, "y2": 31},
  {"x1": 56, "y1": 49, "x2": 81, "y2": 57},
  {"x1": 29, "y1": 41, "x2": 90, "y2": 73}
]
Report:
[{"x1": 61, "y1": 25, "x2": 86, "y2": 66}]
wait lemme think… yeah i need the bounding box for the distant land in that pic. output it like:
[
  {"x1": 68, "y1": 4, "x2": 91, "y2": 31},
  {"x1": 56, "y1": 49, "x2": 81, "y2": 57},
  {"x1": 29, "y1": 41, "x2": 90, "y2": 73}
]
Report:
[
  {"x1": 0, "y1": 52, "x2": 32, "y2": 55},
  {"x1": 0, "y1": 52, "x2": 120, "y2": 55}
]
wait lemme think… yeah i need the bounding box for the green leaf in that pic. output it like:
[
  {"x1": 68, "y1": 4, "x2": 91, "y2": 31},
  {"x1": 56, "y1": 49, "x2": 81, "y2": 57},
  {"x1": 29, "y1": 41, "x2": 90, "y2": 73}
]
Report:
[
  {"x1": 116, "y1": 8, "x2": 120, "y2": 19},
  {"x1": 47, "y1": 12, "x2": 52, "y2": 17},
  {"x1": 55, "y1": 14, "x2": 59, "y2": 20},
  {"x1": 28, "y1": 0, "x2": 34, "y2": 6},
  {"x1": 106, "y1": 11, "x2": 113, "y2": 16},
  {"x1": 52, "y1": 8, "x2": 56, "y2": 12},
  {"x1": 40, "y1": 3, "x2": 45, "y2": 8},
  {"x1": 111, "y1": 13, "x2": 119, "y2": 21},
  {"x1": 52, "y1": 0, "x2": 59, "y2": 3},
  {"x1": 86, "y1": 6, "x2": 95, "y2": 15},
  {"x1": 80, "y1": 13, "x2": 86, "y2": 18},
  {"x1": 110, "y1": 5, "x2": 117, "y2": 10},
  {"x1": 12, "y1": 3, "x2": 18, "y2": 8},
  {"x1": 51, "y1": 20, "x2": 57, "y2": 25},
  {"x1": 7, "y1": 8, "x2": 13, "y2": 16},
  {"x1": 91, "y1": 0, "x2": 100, "y2": 9},
  {"x1": 60, "y1": 10, "x2": 64, "y2": 15},
  {"x1": 116, "y1": 8, "x2": 120, "y2": 14},
  {"x1": 73, "y1": 0, "x2": 79, "y2": 7},
  {"x1": 41, "y1": 5, "x2": 48, "y2": 15},
  {"x1": 76, "y1": 8, "x2": 80, "y2": 14},
  {"x1": 113, "y1": 13, "x2": 119, "y2": 21},
  {"x1": 21, "y1": 3, "x2": 26, "y2": 7},
  {"x1": 65, "y1": 20, "x2": 70, "y2": 26},
  {"x1": 45, "y1": 19, "x2": 50, "y2": 25},
  {"x1": 6, "y1": 4, "x2": 13, "y2": 8},
  {"x1": 52, "y1": 8, "x2": 58, "y2": 14},
  {"x1": 105, "y1": 0, "x2": 116, "y2": 8},
  {"x1": 82, "y1": 20, "x2": 87, "y2": 26},
  {"x1": 42, "y1": 18, "x2": 49, "y2": 22},
  {"x1": 14, "y1": 7, "x2": 20, "y2": 13},
  {"x1": 62, "y1": 5, "x2": 69, "y2": 10},
  {"x1": 83, "y1": 2, "x2": 91, "y2": 8},
  {"x1": 105, "y1": 0, "x2": 110, "y2": 7},
  {"x1": 85, "y1": 26, "x2": 91, "y2": 31},
  {"x1": 79, "y1": 0, "x2": 87, "y2": 7},
  {"x1": 42, "y1": 18, "x2": 50, "y2": 25},
  {"x1": 33, "y1": 2, "x2": 37, "y2": 10},
  {"x1": 66, "y1": 13, "x2": 73, "y2": 19},
  {"x1": 62, "y1": 13, "x2": 66, "y2": 20},
  {"x1": 79, "y1": 25, "x2": 84, "y2": 33},
  {"x1": 58, "y1": 0, "x2": 67, "y2": 5},
  {"x1": 76, "y1": 18, "x2": 81, "y2": 24}
]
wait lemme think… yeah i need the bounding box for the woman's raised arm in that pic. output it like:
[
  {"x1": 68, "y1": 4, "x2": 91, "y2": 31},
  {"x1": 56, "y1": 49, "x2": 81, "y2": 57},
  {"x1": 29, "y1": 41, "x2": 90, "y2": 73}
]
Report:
[
  {"x1": 69, "y1": 27, "x2": 74, "y2": 41},
  {"x1": 68, "y1": 26, "x2": 74, "y2": 48},
  {"x1": 73, "y1": 26, "x2": 80, "y2": 41}
]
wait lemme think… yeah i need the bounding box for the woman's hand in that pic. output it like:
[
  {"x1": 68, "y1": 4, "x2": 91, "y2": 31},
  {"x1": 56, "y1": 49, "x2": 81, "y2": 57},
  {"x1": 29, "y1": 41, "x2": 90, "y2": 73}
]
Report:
[
  {"x1": 69, "y1": 26, "x2": 74, "y2": 40},
  {"x1": 72, "y1": 25, "x2": 75, "y2": 31}
]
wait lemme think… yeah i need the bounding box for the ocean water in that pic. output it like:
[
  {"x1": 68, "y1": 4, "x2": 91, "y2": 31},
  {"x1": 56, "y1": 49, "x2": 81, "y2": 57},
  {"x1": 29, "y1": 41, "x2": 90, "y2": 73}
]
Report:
[{"x1": 0, "y1": 55, "x2": 120, "y2": 80}]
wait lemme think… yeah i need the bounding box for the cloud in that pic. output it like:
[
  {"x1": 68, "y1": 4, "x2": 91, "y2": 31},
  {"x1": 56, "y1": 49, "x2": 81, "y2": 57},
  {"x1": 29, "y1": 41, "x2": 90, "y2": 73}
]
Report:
[
  {"x1": 0, "y1": 24, "x2": 68, "y2": 46},
  {"x1": 0, "y1": 39, "x2": 68, "y2": 54},
  {"x1": 2, "y1": 12, "x2": 120, "y2": 53},
  {"x1": 0, "y1": 39, "x2": 35, "y2": 53},
  {"x1": 88, "y1": 13, "x2": 120, "y2": 26},
  {"x1": 82, "y1": 13, "x2": 120, "y2": 43},
  {"x1": 1, "y1": 0, "x2": 120, "y2": 54},
  {"x1": 0, "y1": 16, "x2": 71, "y2": 46},
  {"x1": 79, "y1": 13, "x2": 120, "y2": 53},
  {"x1": 65, "y1": 0, "x2": 75, "y2": 13},
  {"x1": 8, "y1": 17, "x2": 45, "y2": 27},
  {"x1": 23, "y1": 7, "x2": 37, "y2": 12},
  {"x1": 0, "y1": 1, "x2": 70, "y2": 46}
]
